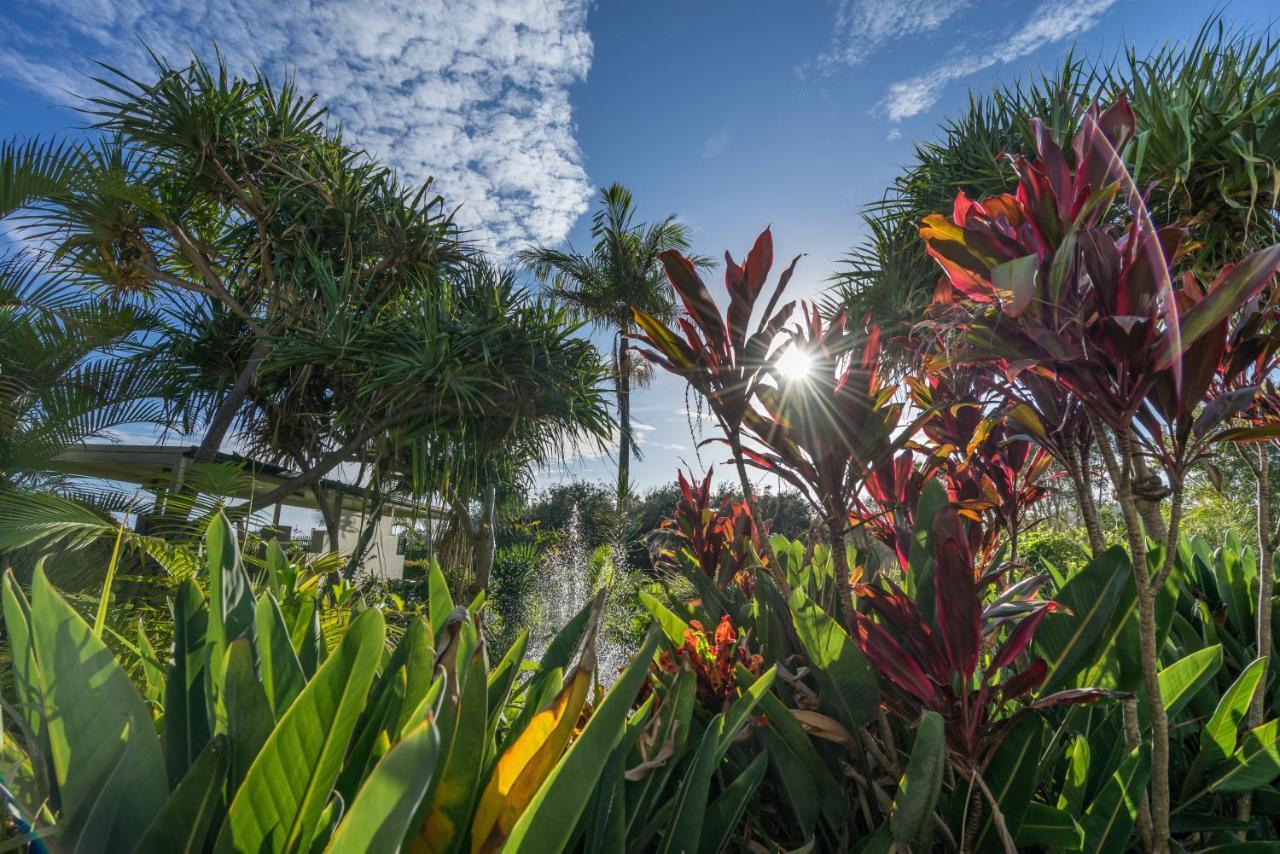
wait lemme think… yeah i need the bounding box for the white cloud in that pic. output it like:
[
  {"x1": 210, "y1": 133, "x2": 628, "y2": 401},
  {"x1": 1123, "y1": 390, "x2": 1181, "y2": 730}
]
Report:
[
  {"x1": 0, "y1": 0, "x2": 594, "y2": 257},
  {"x1": 702, "y1": 128, "x2": 733, "y2": 159},
  {"x1": 886, "y1": 128, "x2": 903, "y2": 141},
  {"x1": 880, "y1": 0, "x2": 1118, "y2": 121},
  {"x1": 813, "y1": 0, "x2": 972, "y2": 73}
]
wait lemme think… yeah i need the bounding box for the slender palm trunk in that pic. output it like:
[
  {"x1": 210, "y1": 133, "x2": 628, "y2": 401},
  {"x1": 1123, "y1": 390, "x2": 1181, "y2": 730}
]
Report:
[
  {"x1": 472, "y1": 483, "x2": 497, "y2": 594},
  {"x1": 616, "y1": 335, "x2": 632, "y2": 514},
  {"x1": 1066, "y1": 450, "x2": 1106, "y2": 556},
  {"x1": 1239, "y1": 446, "x2": 1276, "y2": 826}
]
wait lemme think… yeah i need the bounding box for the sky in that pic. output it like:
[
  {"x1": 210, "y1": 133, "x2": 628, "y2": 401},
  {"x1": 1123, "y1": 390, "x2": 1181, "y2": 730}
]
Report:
[{"x1": 1, "y1": 0, "x2": 1275, "y2": 517}]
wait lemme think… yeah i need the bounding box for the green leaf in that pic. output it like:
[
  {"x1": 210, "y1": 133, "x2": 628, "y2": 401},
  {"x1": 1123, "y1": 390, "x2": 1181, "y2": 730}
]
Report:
[
  {"x1": 1157, "y1": 645, "x2": 1222, "y2": 719},
  {"x1": 972, "y1": 714, "x2": 1043, "y2": 854},
  {"x1": 163, "y1": 579, "x2": 210, "y2": 785},
  {"x1": 30, "y1": 566, "x2": 167, "y2": 851},
  {"x1": 92, "y1": 517, "x2": 127, "y2": 637},
  {"x1": 503, "y1": 630, "x2": 661, "y2": 852},
  {"x1": 256, "y1": 593, "x2": 307, "y2": 718},
  {"x1": 486, "y1": 630, "x2": 528, "y2": 745},
  {"x1": 1016, "y1": 802, "x2": 1084, "y2": 850},
  {"x1": 413, "y1": 643, "x2": 488, "y2": 854},
  {"x1": 133, "y1": 735, "x2": 229, "y2": 854},
  {"x1": 657, "y1": 715, "x2": 724, "y2": 854},
  {"x1": 1193, "y1": 657, "x2": 1267, "y2": 775},
  {"x1": 639, "y1": 589, "x2": 690, "y2": 646},
  {"x1": 3, "y1": 571, "x2": 41, "y2": 742},
  {"x1": 1205, "y1": 719, "x2": 1280, "y2": 795},
  {"x1": 906, "y1": 478, "x2": 947, "y2": 623},
  {"x1": 428, "y1": 558, "x2": 454, "y2": 641},
  {"x1": 789, "y1": 587, "x2": 880, "y2": 728},
  {"x1": 135, "y1": 619, "x2": 165, "y2": 708},
  {"x1": 206, "y1": 511, "x2": 255, "y2": 663},
  {"x1": 992, "y1": 253, "x2": 1039, "y2": 316},
  {"x1": 699, "y1": 752, "x2": 768, "y2": 854},
  {"x1": 62, "y1": 718, "x2": 132, "y2": 854},
  {"x1": 1081, "y1": 745, "x2": 1150, "y2": 854},
  {"x1": 215, "y1": 607, "x2": 385, "y2": 854},
  {"x1": 716, "y1": 666, "x2": 776, "y2": 763},
  {"x1": 327, "y1": 717, "x2": 441, "y2": 853},
  {"x1": 890, "y1": 710, "x2": 945, "y2": 848},
  {"x1": 1057, "y1": 735, "x2": 1091, "y2": 814},
  {"x1": 1034, "y1": 547, "x2": 1130, "y2": 693},
  {"x1": 222, "y1": 637, "x2": 274, "y2": 795}
]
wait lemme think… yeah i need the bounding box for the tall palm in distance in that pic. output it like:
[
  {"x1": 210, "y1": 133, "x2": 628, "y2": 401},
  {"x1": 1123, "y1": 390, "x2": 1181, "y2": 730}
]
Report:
[{"x1": 518, "y1": 184, "x2": 710, "y2": 510}]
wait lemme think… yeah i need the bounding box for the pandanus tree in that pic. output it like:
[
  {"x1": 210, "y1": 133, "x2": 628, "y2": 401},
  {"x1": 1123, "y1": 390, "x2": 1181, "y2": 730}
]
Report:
[
  {"x1": 519, "y1": 184, "x2": 708, "y2": 511},
  {"x1": 918, "y1": 96, "x2": 1280, "y2": 852},
  {"x1": 8, "y1": 54, "x2": 463, "y2": 482}
]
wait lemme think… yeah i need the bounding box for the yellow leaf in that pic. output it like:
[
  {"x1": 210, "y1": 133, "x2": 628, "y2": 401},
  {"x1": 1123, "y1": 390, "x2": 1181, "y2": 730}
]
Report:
[{"x1": 469, "y1": 650, "x2": 595, "y2": 854}]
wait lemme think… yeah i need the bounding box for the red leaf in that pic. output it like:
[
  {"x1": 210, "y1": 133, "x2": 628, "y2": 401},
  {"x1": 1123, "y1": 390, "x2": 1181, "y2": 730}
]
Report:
[{"x1": 932, "y1": 507, "x2": 981, "y2": 678}]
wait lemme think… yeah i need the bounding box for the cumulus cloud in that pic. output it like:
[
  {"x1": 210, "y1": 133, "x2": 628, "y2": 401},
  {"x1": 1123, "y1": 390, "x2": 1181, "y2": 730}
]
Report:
[
  {"x1": 880, "y1": 0, "x2": 1118, "y2": 121},
  {"x1": 812, "y1": 0, "x2": 972, "y2": 73},
  {"x1": 0, "y1": 0, "x2": 595, "y2": 257}
]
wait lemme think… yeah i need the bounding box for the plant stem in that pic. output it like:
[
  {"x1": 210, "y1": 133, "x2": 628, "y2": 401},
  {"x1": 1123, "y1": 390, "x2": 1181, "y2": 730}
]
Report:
[
  {"x1": 1066, "y1": 449, "x2": 1106, "y2": 555},
  {"x1": 1114, "y1": 427, "x2": 1171, "y2": 854},
  {"x1": 828, "y1": 518, "x2": 858, "y2": 630},
  {"x1": 972, "y1": 770, "x2": 1017, "y2": 854}
]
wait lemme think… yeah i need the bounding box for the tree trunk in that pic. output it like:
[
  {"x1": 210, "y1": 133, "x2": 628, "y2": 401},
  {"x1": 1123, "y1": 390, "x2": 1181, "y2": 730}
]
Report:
[
  {"x1": 616, "y1": 335, "x2": 632, "y2": 514},
  {"x1": 342, "y1": 491, "x2": 386, "y2": 580},
  {"x1": 1240, "y1": 446, "x2": 1275, "y2": 827},
  {"x1": 1114, "y1": 428, "x2": 1170, "y2": 854},
  {"x1": 472, "y1": 483, "x2": 497, "y2": 594},
  {"x1": 194, "y1": 336, "x2": 273, "y2": 464},
  {"x1": 313, "y1": 481, "x2": 343, "y2": 552},
  {"x1": 828, "y1": 517, "x2": 858, "y2": 631},
  {"x1": 1067, "y1": 451, "x2": 1106, "y2": 556}
]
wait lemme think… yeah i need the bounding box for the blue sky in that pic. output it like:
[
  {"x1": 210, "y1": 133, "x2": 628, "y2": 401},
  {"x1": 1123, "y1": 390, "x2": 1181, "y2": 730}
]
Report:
[{"x1": 1, "y1": 0, "x2": 1274, "y2": 502}]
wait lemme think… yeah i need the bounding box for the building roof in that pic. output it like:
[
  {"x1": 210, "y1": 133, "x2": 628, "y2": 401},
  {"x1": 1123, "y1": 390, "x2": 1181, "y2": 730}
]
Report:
[{"x1": 52, "y1": 443, "x2": 443, "y2": 516}]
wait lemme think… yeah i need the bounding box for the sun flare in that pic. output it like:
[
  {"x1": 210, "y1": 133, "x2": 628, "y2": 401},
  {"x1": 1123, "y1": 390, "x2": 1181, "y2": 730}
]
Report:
[{"x1": 774, "y1": 347, "x2": 813, "y2": 381}]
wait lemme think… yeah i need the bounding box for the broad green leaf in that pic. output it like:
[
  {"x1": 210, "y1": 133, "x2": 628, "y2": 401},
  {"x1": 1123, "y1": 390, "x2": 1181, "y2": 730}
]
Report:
[
  {"x1": 205, "y1": 512, "x2": 255, "y2": 691},
  {"x1": 699, "y1": 753, "x2": 768, "y2": 854},
  {"x1": 1034, "y1": 547, "x2": 1130, "y2": 693},
  {"x1": 214, "y1": 607, "x2": 385, "y2": 854},
  {"x1": 502, "y1": 630, "x2": 661, "y2": 852},
  {"x1": 1081, "y1": 745, "x2": 1150, "y2": 854},
  {"x1": 716, "y1": 666, "x2": 776, "y2": 763},
  {"x1": 30, "y1": 566, "x2": 167, "y2": 851},
  {"x1": 428, "y1": 558, "x2": 454, "y2": 641},
  {"x1": 1217, "y1": 536, "x2": 1258, "y2": 642},
  {"x1": 2, "y1": 571, "x2": 41, "y2": 741},
  {"x1": 164, "y1": 579, "x2": 210, "y2": 784},
  {"x1": 92, "y1": 516, "x2": 126, "y2": 637},
  {"x1": 1057, "y1": 735, "x2": 1091, "y2": 814},
  {"x1": 256, "y1": 593, "x2": 306, "y2": 717},
  {"x1": 1193, "y1": 657, "x2": 1267, "y2": 774},
  {"x1": 1156, "y1": 645, "x2": 1222, "y2": 719},
  {"x1": 135, "y1": 619, "x2": 164, "y2": 708},
  {"x1": 639, "y1": 589, "x2": 690, "y2": 646},
  {"x1": 1205, "y1": 719, "x2": 1280, "y2": 795},
  {"x1": 62, "y1": 718, "x2": 131, "y2": 854},
  {"x1": 625, "y1": 669, "x2": 697, "y2": 843},
  {"x1": 416, "y1": 642, "x2": 489, "y2": 853},
  {"x1": 906, "y1": 479, "x2": 947, "y2": 623},
  {"x1": 890, "y1": 711, "x2": 945, "y2": 848},
  {"x1": 335, "y1": 666, "x2": 405, "y2": 806},
  {"x1": 222, "y1": 637, "x2": 274, "y2": 795},
  {"x1": 326, "y1": 717, "x2": 441, "y2": 854},
  {"x1": 487, "y1": 630, "x2": 529, "y2": 727},
  {"x1": 971, "y1": 714, "x2": 1043, "y2": 854},
  {"x1": 133, "y1": 735, "x2": 229, "y2": 854},
  {"x1": 1016, "y1": 802, "x2": 1084, "y2": 850},
  {"x1": 789, "y1": 587, "x2": 880, "y2": 728},
  {"x1": 657, "y1": 715, "x2": 724, "y2": 854}
]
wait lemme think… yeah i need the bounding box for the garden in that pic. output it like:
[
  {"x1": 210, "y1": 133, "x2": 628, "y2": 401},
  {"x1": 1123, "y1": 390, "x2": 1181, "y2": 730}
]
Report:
[{"x1": 2, "y1": 15, "x2": 1280, "y2": 854}]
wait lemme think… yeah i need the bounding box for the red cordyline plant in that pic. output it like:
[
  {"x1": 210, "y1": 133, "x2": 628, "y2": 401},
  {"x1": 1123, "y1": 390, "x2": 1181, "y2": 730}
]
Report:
[
  {"x1": 906, "y1": 373, "x2": 1059, "y2": 567},
  {"x1": 852, "y1": 507, "x2": 1119, "y2": 791},
  {"x1": 918, "y1": 96, "x2": 1280, "y2": 852},
  {"x1": 858, "y1": 449, "x2": 936, "y2": 571},
  {"x1": 630, "y1": 227, "x2": 799, "y2": 503},
  {"x1": 657, "y1": 467, "x2": 770, "y2": 595},
  {"x1": 741, "y1": 305, "x2": 918, "y2": 628},
  {"x1": 653, "y1": 613, "x2": 765, "y2": 711}
]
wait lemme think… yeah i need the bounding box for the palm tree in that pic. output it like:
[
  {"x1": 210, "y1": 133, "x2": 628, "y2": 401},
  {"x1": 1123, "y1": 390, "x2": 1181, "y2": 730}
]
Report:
[{"x1": 518, "y1": 184, "x2": 709, "y2": 510}]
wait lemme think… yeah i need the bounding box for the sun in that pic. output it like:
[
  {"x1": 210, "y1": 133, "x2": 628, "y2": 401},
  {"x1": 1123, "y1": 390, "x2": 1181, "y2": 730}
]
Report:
[{"x1": 774, "y1": 347, "x2": 813, "y2": 381}]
